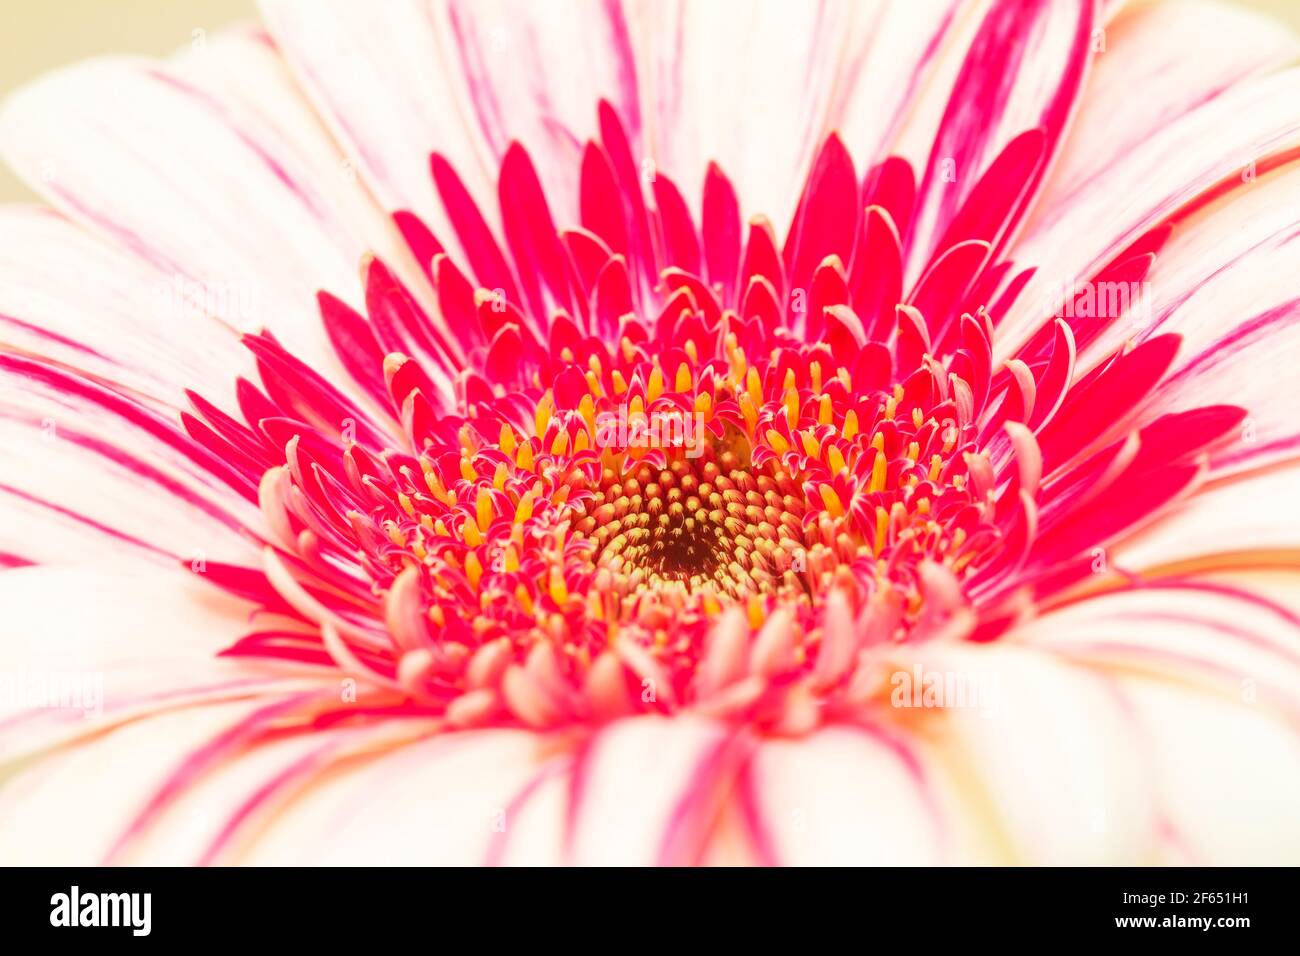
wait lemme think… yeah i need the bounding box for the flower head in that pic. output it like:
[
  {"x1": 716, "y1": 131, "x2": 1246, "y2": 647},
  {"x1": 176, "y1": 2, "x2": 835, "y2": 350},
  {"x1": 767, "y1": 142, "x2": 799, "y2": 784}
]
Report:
[{"x1": 1, "y1": 0, "x2": 1299, "y2": 865}]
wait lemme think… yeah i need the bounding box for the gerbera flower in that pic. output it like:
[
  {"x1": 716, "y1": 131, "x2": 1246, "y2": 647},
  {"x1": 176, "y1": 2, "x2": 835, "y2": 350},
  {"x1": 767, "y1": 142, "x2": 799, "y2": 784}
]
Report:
[{"x1": 1, "y1": 0, "x2": 1298, "y2": 865}]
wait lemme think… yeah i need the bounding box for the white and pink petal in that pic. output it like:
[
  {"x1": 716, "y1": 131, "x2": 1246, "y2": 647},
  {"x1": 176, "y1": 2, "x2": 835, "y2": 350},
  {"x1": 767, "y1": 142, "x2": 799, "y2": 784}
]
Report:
[
  {"x1": 0, "y1": 356, "x2": 262, "y2": 568},
  {"x1": 0, "y1": 27, "x2": 423, "y2": 380},
  {"x1": 744, "y1": 723, "x2": 952, "y2": 865}
]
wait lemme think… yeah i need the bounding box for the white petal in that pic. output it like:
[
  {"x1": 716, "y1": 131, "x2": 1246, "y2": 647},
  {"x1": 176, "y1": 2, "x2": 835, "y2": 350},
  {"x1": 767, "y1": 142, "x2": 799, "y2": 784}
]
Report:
[
  {"x1": 1112, "y1": 162, "x2": 1300, "y2": 473},
  {"x1": 124, "y1": 720, "x2": 426, "y2": 865},
  {"x1": 258, "y1": 0, "x2": 496, "y2": 240},
  {"x1": 1019, "y1": 583, "x2": 1300, "y2": 710},
  {"x1": 1110, "y1": 677, "x2": 1300, "y2": 863},
  {"x1": 0, "y1": 697, "x2": 288, "y2": 865},
  {"x1": 261, "y1": 0, "x2": 642, "y2": 229},
  {"x1": 488, "y1": 761, "x2": 570, "y2": 866},
  {"x1": 894, "y1": 641, "x2": 1156, "y2": 863},
  {"x1": 0, "y1": 207, "x2": 253, "y2": 408},
  {"x1": 0, "y1": 28, "x2": 420, "y2": 377},
  {"x1": 637, "y1": 0, "x2": 861, "y2": 228},
  {"x1": 0, "y1": 566, "x2": 310, "y2": 764},
  {"x1": 238, "y1": 729, "x2": 546, "y2": 864},
  {"x1": 1000, "y1": 65, "x2": 1300, "y2": 360},
  {"x1": 1006, "y1": 583, "x2": 1300, "y2": 863},
  {"x1": 0, "y1": 568, "x2": 323, "y2": 866},
  {"x1": 1111, "y1": 461, "x2": 1300, "y2": 572},
  {"x1": 0, "y1": 357, "x2": 260, "y2": 567},
  {"x1": 1033, "y1": 0, "x2": 1298, "y2": 236}
]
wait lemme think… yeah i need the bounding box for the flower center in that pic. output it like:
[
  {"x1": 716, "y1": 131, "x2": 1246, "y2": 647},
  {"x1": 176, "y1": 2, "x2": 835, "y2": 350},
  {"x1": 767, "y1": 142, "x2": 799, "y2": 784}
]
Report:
[
  {"x1": 572, "y1": 444, "x2": 810, "y2": 601},
  {"x1": 200, "y1": 114, "x2": 1049, "y2": 735}
]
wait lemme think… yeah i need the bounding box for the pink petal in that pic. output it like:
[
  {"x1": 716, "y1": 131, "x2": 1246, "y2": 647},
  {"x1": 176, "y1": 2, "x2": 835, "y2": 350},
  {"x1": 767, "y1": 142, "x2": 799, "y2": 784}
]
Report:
[
  {"x1": 904, "y1": 0, "x2": 1095, "y2": 279},
  {"x1": 783, "y1": 133, "x2": 858, "y2": 304}
]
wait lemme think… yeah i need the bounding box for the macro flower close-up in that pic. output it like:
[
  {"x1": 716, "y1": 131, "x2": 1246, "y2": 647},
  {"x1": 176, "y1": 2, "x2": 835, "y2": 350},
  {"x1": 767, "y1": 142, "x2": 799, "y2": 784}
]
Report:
[{"x1": 1, "y1": 0, "x2": 1299, "y2": 868}]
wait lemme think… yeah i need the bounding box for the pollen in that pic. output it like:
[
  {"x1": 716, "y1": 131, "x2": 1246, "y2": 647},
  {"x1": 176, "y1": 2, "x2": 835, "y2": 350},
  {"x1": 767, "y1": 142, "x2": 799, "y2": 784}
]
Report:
[{"x1": 571, "y1": 448, "x2": 811, "y2": 603}]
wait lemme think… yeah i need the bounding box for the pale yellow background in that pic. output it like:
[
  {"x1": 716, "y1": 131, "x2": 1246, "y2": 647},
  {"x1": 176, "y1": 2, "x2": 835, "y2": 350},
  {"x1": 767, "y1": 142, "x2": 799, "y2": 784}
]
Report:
[{"x1": 1, "y1": 0, "x2": 1298, "y2": 201}]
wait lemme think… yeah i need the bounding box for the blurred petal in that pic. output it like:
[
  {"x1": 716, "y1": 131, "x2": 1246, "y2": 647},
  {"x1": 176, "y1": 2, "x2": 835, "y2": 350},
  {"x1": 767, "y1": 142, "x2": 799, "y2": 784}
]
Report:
[
  {"x1": 1110, "y1": 679, "x2": 1300, "y2": 863},
  {"x1": 1009, "y1": 582, "x2": 1300, "y2": 863},
  {"x1": 566, "y1": 716, "x2": 739, "y2": 865},
  {"x1": 745, "y1": 724, "x2": 950, "y2": 865},
  {"x1": 1025, "y1": 583, "x2": 1300, "y2": 711},
  {"x1": 0, "y1": 698, "x2": 290, "y2": 865},
  {"x1": 238, "y1": 729, "x2": 545, "y2": 864},
  {"x1": 897, "y1": 641, "x2": 1155, "y2": 864}
]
